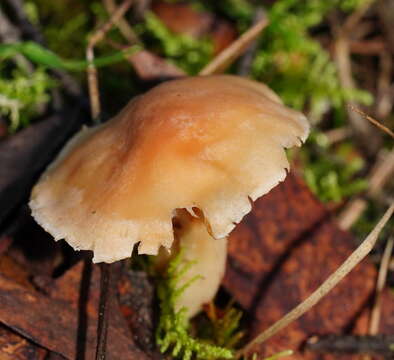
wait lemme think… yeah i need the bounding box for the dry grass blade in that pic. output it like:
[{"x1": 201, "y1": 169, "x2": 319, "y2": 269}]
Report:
[
  {"x1": 333, "y1": 30, "x2": 381, "y2": 153},
  {"x1": 86, "y1": 0, "x2": 134, "y2": 120},
  {"x1": 103, "y1": 0, "x2": 140, "y2": 44},
  {"x1": 199, "y1": 16, "x2": 269, "y2": 76},
  {"x1": 236, "y1": 203, "x2": 394, "y2": 359},
  {"x1": 348, "y1": 105, "x2": 394, "y2": 139}
]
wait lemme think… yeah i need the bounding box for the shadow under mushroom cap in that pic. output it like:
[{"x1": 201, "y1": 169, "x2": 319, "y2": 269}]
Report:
[{"x1": 29, "y1": 75, "x2": 309, "y2": 263}]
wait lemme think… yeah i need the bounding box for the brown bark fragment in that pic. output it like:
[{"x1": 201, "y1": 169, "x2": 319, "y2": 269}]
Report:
[
  {"x1": 117, "y1": 270, "x2": 158, "y2": 354},
  {"x1": 0, "y1": 268, "x2": 153, "y2": 359},
  {"x1": 224, "y1": 174, "x2": 327, "y2": 308},
  {"x1": 0, "y1": 325, "x2": 47, "y2": 360},
  {"x1": 224, "y1": 174, "x2": 377, "y2": 359}
]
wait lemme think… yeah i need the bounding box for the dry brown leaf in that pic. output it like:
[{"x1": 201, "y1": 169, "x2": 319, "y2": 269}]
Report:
[{"x1": 223, "y1": 173, "x2": 378, "y2": 359}]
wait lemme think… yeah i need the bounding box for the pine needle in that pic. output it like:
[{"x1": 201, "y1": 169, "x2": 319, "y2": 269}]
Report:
[{"x1": 348, "y1": 105, "x2": 394, "y2": 139}]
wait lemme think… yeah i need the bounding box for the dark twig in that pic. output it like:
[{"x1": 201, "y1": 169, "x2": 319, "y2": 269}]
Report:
[
  {"x1": 330, "y1": 8, "x2": 382, "y2": 155},
  {"x1": 95, "y1": 263, "x2": 112, "y2": 360},
  {"x1": 306, "y1": 335, "x2": 394, "y2": 357}
]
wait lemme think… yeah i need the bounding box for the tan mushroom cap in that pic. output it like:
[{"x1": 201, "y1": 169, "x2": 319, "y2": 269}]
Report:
[{"x1": 29, "y1": 75, "x2": 309, "y2": 263}]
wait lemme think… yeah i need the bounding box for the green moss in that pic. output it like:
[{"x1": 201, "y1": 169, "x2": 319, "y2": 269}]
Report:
[
  {"x1": 250, "y1": 0, "x2": 373, "y2": 121},
  {"x1": 0, "y1": 63, "x2": 55, "y2": 132},
  {"x1": 135, "y1": 12, "x2": 213, "y2": 75},
  {"x1": 299, "y1": 131, "x2": 369, "y2": 203},
  {"x1": 155, "y1": 251, "x2": 233, "y2": 360}
]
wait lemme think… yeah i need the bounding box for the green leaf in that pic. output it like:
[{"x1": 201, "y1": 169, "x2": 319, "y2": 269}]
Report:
[{"x1": 0, "y1": 41, "x2": 142, "y2": 71}]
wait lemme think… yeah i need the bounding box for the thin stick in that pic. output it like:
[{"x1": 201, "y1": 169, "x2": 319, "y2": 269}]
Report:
[
  {"x1": 348, "y1": 105, "x2": 394, "y2": 139},
  {"x1": 237, "y1": 8, "x2": 266, "y2": 76},
  {"x1": 362, "y1": 236, "x2": 393, "y2": 360},
  {"x1": 86, "y1": 0, "x2": 133, "y2": 120},
  {"x1": 338, "y1": 148, "x2": 394, "y2": 230},
  {"x1": 95, "y1": 263, "x2": 112, "y2": 360},
  {"x1": 236, "y1": 204, "x2": 394, "y2": 359},
  {"x1": 103, "y1": 0, "x2": 140, "y2": 44},
  {"x1": 199, "y1": 16, "x2": 269, "y2": 76},
  {"x1": 369, "y1": 236, "x2": 394, "y2": 335}
]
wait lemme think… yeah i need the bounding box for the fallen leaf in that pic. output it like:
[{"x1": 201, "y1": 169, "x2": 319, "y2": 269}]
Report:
[
  {"x1": 118, "y1": 269, "x2": 158, "y2": 354},
  {"x1": 127, "y1": 50, "x2": 185, "y2": 81},
  {"x1": 0, "y1": 267, "x2": 153, "y2": 359},
  {"x1": 223, "y1": 173, "x2": 377, "y2": 359}
]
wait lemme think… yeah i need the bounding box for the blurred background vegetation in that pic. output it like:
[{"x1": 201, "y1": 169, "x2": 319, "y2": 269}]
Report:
[{"x1": 0, "y1": 0, "x2": 393, "y2": 238}]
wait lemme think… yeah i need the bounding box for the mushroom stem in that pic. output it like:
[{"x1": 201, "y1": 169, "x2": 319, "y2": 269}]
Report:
[
  {"x1": 156, "y1": 209, "x2": 228, "y2": 318},
  {"x1": 95, "y1": 263, "x2": 112, "y2": 360}
]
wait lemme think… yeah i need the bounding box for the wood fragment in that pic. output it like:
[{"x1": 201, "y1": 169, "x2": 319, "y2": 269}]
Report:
[{"x1": 349, "y1": 39, "x2": 386, "y2": 55}]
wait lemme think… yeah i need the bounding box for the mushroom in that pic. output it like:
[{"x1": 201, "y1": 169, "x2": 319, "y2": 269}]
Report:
[{"x1": 29, "y1": 75, "x2": 309, "y2": 317}]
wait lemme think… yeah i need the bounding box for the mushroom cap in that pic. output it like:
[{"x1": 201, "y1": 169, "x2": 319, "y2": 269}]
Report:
[{"x1": 29, "y1": 75, "x2": 309, "y2": 263}]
